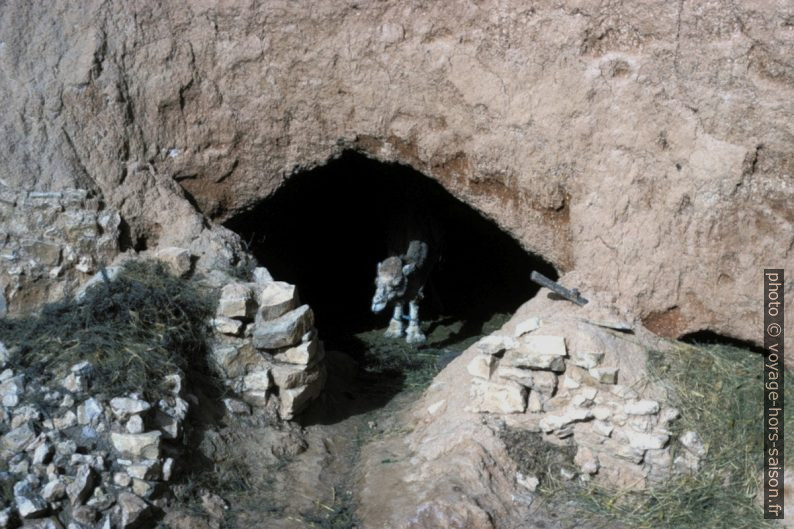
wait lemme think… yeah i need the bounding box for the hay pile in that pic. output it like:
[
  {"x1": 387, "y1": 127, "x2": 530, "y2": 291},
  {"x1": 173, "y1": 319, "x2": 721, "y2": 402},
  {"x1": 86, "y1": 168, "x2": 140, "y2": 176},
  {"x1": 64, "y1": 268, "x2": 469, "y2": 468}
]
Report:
[{"x1": 0, "y1": 261, "x2": 216, "y2": 399}]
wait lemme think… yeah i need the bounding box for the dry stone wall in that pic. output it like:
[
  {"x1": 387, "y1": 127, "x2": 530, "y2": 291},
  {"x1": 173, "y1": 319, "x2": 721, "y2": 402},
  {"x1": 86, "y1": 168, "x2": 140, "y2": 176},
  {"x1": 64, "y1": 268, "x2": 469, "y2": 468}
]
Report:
[
  {"x1": 466, "y1": 315, "x2": 703, "y2": 489},
  {"x1": 0, "y1": 187, "x2": 120, "y2": 316},
  {"x1": 210, "y1": 270, "x2": 326, "y2": 420}
]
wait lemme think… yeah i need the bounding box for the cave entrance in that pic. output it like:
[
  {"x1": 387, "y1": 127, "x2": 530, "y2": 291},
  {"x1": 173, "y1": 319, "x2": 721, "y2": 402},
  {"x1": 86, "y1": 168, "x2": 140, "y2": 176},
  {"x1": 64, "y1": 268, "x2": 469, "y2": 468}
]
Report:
[
  {"x1": 225, "y1": 151, "x2": 556, "y2": 417},
  {"x1": 226, "y1": 151, "x2": 556, "y2": 348}
]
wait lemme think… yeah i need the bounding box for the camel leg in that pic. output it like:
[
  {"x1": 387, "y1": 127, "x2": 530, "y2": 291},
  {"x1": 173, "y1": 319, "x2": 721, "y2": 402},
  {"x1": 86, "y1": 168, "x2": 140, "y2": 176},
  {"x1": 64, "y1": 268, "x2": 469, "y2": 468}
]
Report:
[
  {"x1": 405, "y1": 299, "x2": 426, "y2": 344},
  {"x1": 385, "y1": 303, "x2": 404, "y2": 338}
]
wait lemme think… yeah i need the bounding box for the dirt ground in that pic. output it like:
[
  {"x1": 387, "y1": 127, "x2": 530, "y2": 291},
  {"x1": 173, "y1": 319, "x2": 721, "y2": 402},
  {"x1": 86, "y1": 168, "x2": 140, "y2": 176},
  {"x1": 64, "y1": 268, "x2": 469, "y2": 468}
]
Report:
[{"x1": 182, "y1": 313, "x2": 509, "y2": 529}]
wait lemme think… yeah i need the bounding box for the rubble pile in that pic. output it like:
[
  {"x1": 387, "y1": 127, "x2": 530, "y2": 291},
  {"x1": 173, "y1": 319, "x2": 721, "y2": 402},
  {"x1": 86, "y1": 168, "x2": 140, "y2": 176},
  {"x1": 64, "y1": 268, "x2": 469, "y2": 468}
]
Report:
[{"x1": 0, "y1": 359, "x2": 186, "y2": 528}]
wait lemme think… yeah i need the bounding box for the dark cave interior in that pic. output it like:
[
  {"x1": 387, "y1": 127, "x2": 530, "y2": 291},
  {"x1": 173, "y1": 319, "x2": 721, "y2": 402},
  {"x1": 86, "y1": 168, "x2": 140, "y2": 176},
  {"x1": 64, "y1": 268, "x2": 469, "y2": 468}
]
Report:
[{"x1": 225, "y1": 151, "x2": 558, "y2": 351}]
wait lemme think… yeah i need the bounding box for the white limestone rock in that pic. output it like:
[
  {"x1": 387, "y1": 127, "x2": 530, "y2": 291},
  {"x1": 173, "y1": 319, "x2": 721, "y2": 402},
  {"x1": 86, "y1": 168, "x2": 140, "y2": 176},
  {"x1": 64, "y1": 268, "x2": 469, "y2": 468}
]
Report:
[
  {"x1": 217, "y1": 283, "x2": 256, "y2": 320},
  {"x1": 280, "y1": 367, "x2": 327, "y2": 419},
  {"x1": 516, "y1": 473, "x2": 539, "y2": 492},
  {"x1": 255, "y1": 281, "x2": 298, "y2": 321},
  {"x1": 41, "y1": 479, "x2": 66, "y2": 502},
  {"x1": 674, "y1": 451, "x2": 702, "y2": 473},
  {"x1": 126, "y1": 415, "x2": 144, "y2": 434},
  {"x1": 539, "y1": 408, "x2": 593, "y2": 432},
  {"x1": 242, "y1": 369, "x2": 272, "y2": 392},
  {"x1": 629, "y1": 415, "x2": 655, "y2": 432},
  {"x1": 155, "y1": 247, "x2": 193, "y2": 277},
  {"x1": 66, "y1": 464, "x2": 96, "y2": 506},
  {"x1": 163, "y1": 373, "x2": 184, "y2": 397},
  {"x1": 468, "y1": 378, "x2": 527, "y2": 414},
  {"x1": 76, "y1": 398, "x2": 103, "y2": 425},
  {"x1": 593, "y1": 420, "x2": 614, "y2": 437},
  {"x1": 110, "y1": 397, "x2": 152, "y2": 418},
  {"x1": 572, "y1": 388, "x2": 598, "y2": 408},
  {"x1": 278, "y1": 335, "x2": 324, "y2": 365},
  {"x1": 569, "y1": 349, "x2": 605, "y2": 370},
  {"x1": 110, "y1": 432, "x2": 161, "y2": 460},
  {"x1": 1, "y1": 376, "x2": 25, "y2": 408},
  {"x1": 494, "y1": 366, "x2": 534, "y2": 387},
  {"x1": 223, "y1": 398, "x2": 251, "y2": 415},
  {"x1": 427, "y1": 400, "x2": 446, "y2": 415},
  {"x1": 163, "y1": 458, "x2": 176, "y2": 482},
  {"x1": 131, "y1": 478, "x2": 156, "y2": 499},
  {"x1": 679, "y1": 430, "x2": 707, "y2": 457},
  {"x1": 211, "y1": 316, "x2": 244, "y2": 336},
  {"x1": 608, "y1": 385, "x2": 637, "y2": 400},
  {"x1": 574, "y1": 446, "x2": 600, "y2": 475},
  {"x1": 31, "y1": 441, "x2": 53, "y2": 465},
  {"x1": 75, "y1": 266, "x2": 122, "y2": 302},
  {"x1": 513, "y1": 317, "x2": 541, "y2": 337},
  {"x1": 502, "y1": 335, "x2": 567, "y2": 372},
  {"x1": 61, "y1": 372, "x2": 87, "y2": 393},
  {"x1": 271, "y1": 363, "x2": 323, "y2": 390},
  {"x1": 659, "y1": 407, "x2": 681, "y2": 426},
  {"x1": 158, "y1": 396, "x2": 189, "y2": 421},
  {"x1": 529, "y1": 371, "x2": 558, "y2": 396},
  {"x1": 527, "y1": 391, "x2": 546, "y2": 413},
  {"x1": 1, "y1": 423, "x2": 36, "y2": 453},
  {"x1": 242, "y1": 390, "x2": 269, "y2": 407},
  {"x1": 589, "y1": 367, "x2": 619, "y2": 384},
  {"x1": 126, "y1": 459, "x2": 161, "y2": 481},
  {"x1": 209, "y1": 344, "x2": 241, "y2": 377},
  {"x1": 623, "y1": 400, "x2": 660, "y2": 416},
  {"x1": 152, "y1": 410, "x2": 181, "y2": 440},
  {"x1": 472, "y1": 335, "x2": 518, "y2": 356},
  {"x1": 15, "y1": 492, "x2": 48, "y2": 519},
  {"x1": 70, "y1": 362, "x2": 93, "y2": 376},
  {"x1": 52, "y1": 411, "x2": 77, "y2": 430},
  {"x1": 467, "y1": 354, "x2": 498, "y2": 380},
  {"x1": 252, "y1": 305, "x2": 315, "y2": 350},
  {"x1": 561, "y1": 374, "x2": 581, "y2": 390},
  {"x1": 113, "y1": 472, "x2": 132, "y2": 488},
  {"x1": 69, "y1": 453, "x2": 105, "y2": 471},
  {"x1": 615, "y1": 444, "x2": 646, "y2": 464},
  {"x1": 252, "y1": 267, "x2": 274, "y2": 284},
  {"x1": 625, "y1": 430, "x2": 669, "y2": 450},
  {"x1": 117, "y1": 492, "x2": 150, "y2": 528},
  {"x1": 560, "y1": 467, "x2": 577, "y2": 480}
]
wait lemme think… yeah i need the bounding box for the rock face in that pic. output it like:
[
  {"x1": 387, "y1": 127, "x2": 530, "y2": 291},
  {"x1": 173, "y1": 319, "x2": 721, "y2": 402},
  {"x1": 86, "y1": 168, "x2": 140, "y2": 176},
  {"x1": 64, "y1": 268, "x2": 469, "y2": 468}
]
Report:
[{"x1": 0, "y1": 0, "x2": 790, "y2": 359}]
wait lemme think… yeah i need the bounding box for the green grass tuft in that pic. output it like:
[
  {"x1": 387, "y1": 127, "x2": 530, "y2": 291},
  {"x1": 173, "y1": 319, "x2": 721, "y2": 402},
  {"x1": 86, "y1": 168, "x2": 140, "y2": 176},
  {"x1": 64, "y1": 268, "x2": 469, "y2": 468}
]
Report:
[
  {"x1": 535, "y1": 341, "x2": 792, "y2": 529},
  {"x1": 0, "y1": 260, "x2": 217, "y2": 399}
]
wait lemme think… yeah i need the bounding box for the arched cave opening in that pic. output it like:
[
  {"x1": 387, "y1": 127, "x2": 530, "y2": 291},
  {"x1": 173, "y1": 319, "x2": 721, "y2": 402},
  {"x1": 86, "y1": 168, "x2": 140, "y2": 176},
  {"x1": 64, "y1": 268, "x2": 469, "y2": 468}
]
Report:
[
  {"x1": 226, "y1": 151, "x2": 556, "y2": 348},
  {"x1": 225, "y1": 151, "x2": 557, "y2": 419}
]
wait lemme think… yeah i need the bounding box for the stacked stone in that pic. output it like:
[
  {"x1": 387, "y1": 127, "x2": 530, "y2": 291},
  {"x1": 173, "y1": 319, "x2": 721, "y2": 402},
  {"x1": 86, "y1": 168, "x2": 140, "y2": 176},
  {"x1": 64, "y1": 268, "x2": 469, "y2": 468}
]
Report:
[
  {"x1": 210, "y1": 267, "x2": 326, "y2": 420},
  {"x1": 0, "y1": 187, "x2": 121, "y2": 316},
  {"x1": 0, "y1": 357, "x2": 187, "y2": 528},
  {"x1": 466, "y1": 317, "x2": 705, "y2": 490}
]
